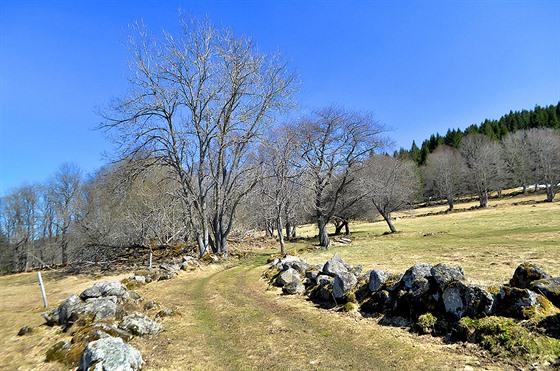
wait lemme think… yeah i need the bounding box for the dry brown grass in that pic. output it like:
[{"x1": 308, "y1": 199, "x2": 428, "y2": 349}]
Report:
[{"x1": 0, "y1": 272, "x2": 128, "y2": 371}]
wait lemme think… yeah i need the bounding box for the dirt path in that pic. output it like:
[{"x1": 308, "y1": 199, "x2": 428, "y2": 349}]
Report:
[{"x1": 134, "y1": 259, "x2": 499, "y2": 370}]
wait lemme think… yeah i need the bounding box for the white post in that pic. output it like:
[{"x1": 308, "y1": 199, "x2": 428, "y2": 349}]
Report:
[
  {"x1": 149, "y1": 250, "x2": 153, "y2": 270},
  {"x1": 37, "y1": 272, "x2": 48, "y2": 308}
]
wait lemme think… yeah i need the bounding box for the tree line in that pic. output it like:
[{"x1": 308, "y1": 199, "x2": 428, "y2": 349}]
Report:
[
  {"x1": 399, "y1": 103, "x2": 560, "y2": 166},
  {"x1": 1, "y1": 15, "x2": 559, "y2": 273}
]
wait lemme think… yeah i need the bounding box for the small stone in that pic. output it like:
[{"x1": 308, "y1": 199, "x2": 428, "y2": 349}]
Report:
[{"x1": 17, "y1": 325, "x2": 33, "y2": 336}]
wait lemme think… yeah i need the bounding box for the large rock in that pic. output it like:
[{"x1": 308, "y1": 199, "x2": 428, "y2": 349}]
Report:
[
  {"x1": 442, "y1": 281, "x2": 467, "y2": 320},
  {"x1": 322, "y1": 253, "x2": 350, "y2": 277},
  {"x1": 80, "y1": 282, "x2": 130, "y2": 302},
  {"x1": 58, "y1": 294, "x2": 86, "y2": 325},
  {"x1": 312, "y1": 275, "x2": 335, "y2": 301},
  {"x1": 400, "y1": 263, "x2": 433, "y2": 291},
  {"x1": 284, "y1": 279, "x2": 306, "y2": 295},
  {"x1": 333, "y1": 271, "x2": 358, "y2": 299},
  {"x1": 431, "y1": 263, "x2": 465, "y2": 290},
  {"x1": 119, "y1": 313, "x2": 162, "y2": 337},
  {"x1": 509, "y1": 262, "x2": 551, "y2": 289},
  {"x1": 496, "y1": 286, "x2": 556, "y2": 319},
  {"x1": 276, "y1": 268, "x2": 301, "y2": 287},
  {"x1": 464, "y1": 285, "x2": 494, "y2": 318},
  {"x1": 280, "y1": 255, "x2": 309, "y2": 274},
  {"x1": 530, "y1": 277, "x2": 560, "y2": 308},
  {"x1": 79, "y1": 336, "x2": 144, "y2": 371},
  {"x1": 83, "y1": 296, "x2": 125, "y2": 322},
  {"x1": 368, "y1": 270, "x2": 392, "y2": 292}
]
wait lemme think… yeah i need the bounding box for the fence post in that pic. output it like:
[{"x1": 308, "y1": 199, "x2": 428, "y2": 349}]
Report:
[
  {"x1": 149, "y1": 250, "x2": 153, "y2": 270},
  {"x1": 37, "y1": 272, "x2": 48, "y2": 308}
]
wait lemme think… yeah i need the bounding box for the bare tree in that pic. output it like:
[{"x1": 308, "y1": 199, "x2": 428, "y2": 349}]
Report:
[
  {"x1": 460, "y1": 133, "x2": 504, "y2": 208},
  {"x1": 49, "y1": 163, "x2": 82, "y2": 265},
  {"x1": 525, "y1": 128, "x2": 560, "y2": 202},
  {"x1": 361, "y1": 155, "x2": 419, "y2": 233},
  {"x1": 258, "y1": 126, "x2": 304, "y2": 253},
  {"x1": 293, "y1": 106, "x2": 386, "y2": 247},
  {"x1": 501, "y1": 131, "x2": 531, "y2": 192},
  {"x1": 423, "y1": 145, "x2": 466, "y2": 211},
  {"x1": 101, "y1": 15, "x2": 297, "y2": 257}
]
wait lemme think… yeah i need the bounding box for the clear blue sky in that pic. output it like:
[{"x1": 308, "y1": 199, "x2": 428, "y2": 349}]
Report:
[{"x1": 1, "y1": 0, "x2": 559, "y2": 196}]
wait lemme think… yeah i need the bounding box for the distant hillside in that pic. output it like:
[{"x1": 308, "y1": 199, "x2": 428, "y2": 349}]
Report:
[{"x1": 397, "y1": 102, "x2": 560, "y2": 165}]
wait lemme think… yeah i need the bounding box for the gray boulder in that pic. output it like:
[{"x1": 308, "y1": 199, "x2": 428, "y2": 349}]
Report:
[
  {"x1": 333, "y1": 271, "x2": 358, "y2": 299},
  {"x1": 510, "y1": 262, "x2": 551, "y2": 289},
  {"x1": 276, "y1": 268, "x2": 301, "y2": 287},
  {"x1": 119, "y1": 313, "x2": 162, "y2": 337},
  {"x1": 79, "y1": 336, "x2": 144, "y2": 371},
  {"x1": 322, "y1": 253, "x2": 350, "y2": 277},
  {"x1": 464, "y1": 285, "x2": 494, "y2": 317},
  {"x1": 284, "y1": 280, "x2": 306, "y2": 295},
  {"x1": 80, "y1": 282, "x2": 130, "y2": 302},
  {"x1": 400, "y1": 263, "x2": 433, "y2": 291},
  {"x1": 83, "y1": 296, "x2": 124, "y2": 322},
  {"x1": 368, "y1": 269, "x2": 392, "y2": 292},
  {"x1": 58, "y1": 294, "x2": 86, "y2": 325},
  {"x1": 313, "y1": 275, "x2": 335, "y2": 301},
  {"x1": 431, "y1": 263, "x2": 465, "y2": 289},
  {"x1": 280, "y1": 255, "x2": 309, "y2": 274},
  {"x1": 530, "y1": 277, "x2": 560, "y2": 308},
  {"x1": 496, "y1": 286, "x2": 545, "y2": 319},
  {"x1": 442, "y1": 281, "x2": 467, "y2": 320}
]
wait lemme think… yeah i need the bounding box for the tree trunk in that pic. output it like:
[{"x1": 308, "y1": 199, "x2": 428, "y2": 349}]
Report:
[
  {"x1": 479, "y1": 190, "x2": 489, "y2": 208},
  {"x1": 265, "y1": 221, "x2": 274, "y2": 237},
  {"x1": 318, "y1": 221, "x2": 330, "y2": 248},
  {"x1": 381, "y1": 211, "x2": 397, "y2": 233},
  {"x1": 373, "y1": 200, "x2": 397, "y2": 234},
  {"x1": 447, "y1": 196, "x2": 454, "y2": 211},
  {"x1": 545, "y1": 184, "x2": 555, "y2": 202},
  {"x1": 276, "y1": 216, "x2": 285, "y2": 254},
  {"x1": 290, "y1": 225, "x2": 297, "y2": 238},
  {"x1": 344, "y1": 222, "x2": 350, "y2": 236},
  {"x1": 285, "y1": 221, "x2": 291, "y2": 240}
]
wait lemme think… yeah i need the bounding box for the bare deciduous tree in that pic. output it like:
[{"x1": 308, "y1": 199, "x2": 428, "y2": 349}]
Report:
[
  {"x1": 460, "y1": 133, "x2": 504, "y2": 208},
  {"x1": 501, "y1": 131, "x2": 531, "y2": 192},
  {"x1": 293, "y1": 106, "x2": 386, "y2": 247},
  {"x1": 361, "y1": 155, "x2": 419, "y2": 233},
  {"x1": 423, "y1": 145, "x2": 466, "y2": 211},
  {"x1": 101, "y1": 15, "x2": 297, "y2": 257},
  {"x1": 525, "y1": 128, "x2": 560, "y2": 202}
]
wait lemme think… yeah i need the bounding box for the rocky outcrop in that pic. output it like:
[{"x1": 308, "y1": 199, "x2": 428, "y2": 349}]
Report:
[
  {"x1": 43, "y1": 280, "x2": 165, "y2": 370},
  {"x1": 265, "y1": 256, "x2": 560, "y2": 344}
]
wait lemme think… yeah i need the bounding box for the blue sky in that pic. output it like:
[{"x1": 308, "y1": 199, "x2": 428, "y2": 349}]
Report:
[{"x1": 1, "y1": 0, "x2": 559, "y2": 196}]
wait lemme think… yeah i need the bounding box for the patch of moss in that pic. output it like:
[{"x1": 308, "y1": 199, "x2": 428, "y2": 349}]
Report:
[
  {"x1": 340, "y1": 302, "x2": 359, "y2": 312},
  {"x1": 45, "y1": 340, "x2": 85, "y2": 367},
  {"x1": 416, "y1": 313, "x2": 437, "y2": 334},
  {"x1": 462, "y1": 316, "x2": 560, "y2": 364}
]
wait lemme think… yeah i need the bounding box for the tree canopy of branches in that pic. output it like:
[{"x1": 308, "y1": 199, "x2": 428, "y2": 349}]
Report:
[
  {"x1": 361, "y1": 155, "x2": 419, "y2": 233},
  {"x1": 100, "y1": 15, "x2": 297, "y2": 257},
  {"x1": 423, "y1": 145, "x2": 466, "y2": 211},
  {"x1": 293, "y1": 106, "x2": 386, "y2": 247},
  {"x1": 460, "y1": 133, "x2": 504, "y2": 208}
]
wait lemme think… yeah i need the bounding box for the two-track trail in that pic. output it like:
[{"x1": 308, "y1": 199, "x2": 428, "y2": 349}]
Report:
[{"x1": 133, "y1": 257, "x2": 497, "y2": 370}]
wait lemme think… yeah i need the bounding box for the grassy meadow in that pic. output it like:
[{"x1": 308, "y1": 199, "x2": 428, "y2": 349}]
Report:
[
  {"x1": 0, "y1": 193, "x2": 558, "y2": 370},
  {"x1": 294, "y1": 194, "x2": 560, "y2": 289}
]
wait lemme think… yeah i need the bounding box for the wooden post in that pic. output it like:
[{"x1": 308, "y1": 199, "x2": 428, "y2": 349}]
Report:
[{"x1": 37, "y1": 272, "x2": 48, "y2": 308}]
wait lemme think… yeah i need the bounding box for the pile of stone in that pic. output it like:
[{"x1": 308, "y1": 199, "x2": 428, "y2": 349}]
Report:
[
  {"x1": 267, "y1": 254, "x2": 560, "y2": 336},
  {"x1": 41, "y1": 280, "x2": 168, "y2": 370}
]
